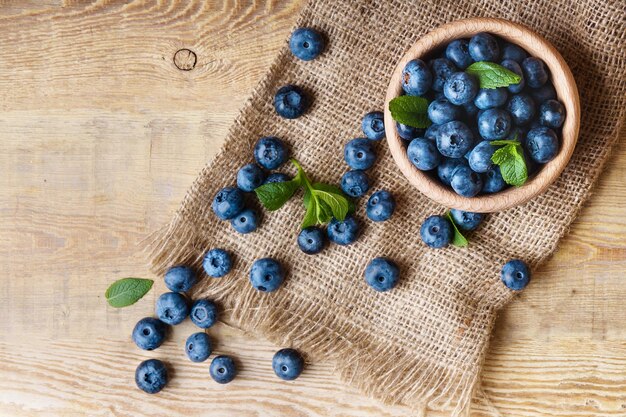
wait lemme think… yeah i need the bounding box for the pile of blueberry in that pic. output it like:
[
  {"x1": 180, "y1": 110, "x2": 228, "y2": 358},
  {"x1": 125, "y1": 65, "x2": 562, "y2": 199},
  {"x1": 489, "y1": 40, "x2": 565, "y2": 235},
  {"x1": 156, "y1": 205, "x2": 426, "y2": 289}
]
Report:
[{"x1": 398, "y1": 32, "x2": 566, "y2": 197}]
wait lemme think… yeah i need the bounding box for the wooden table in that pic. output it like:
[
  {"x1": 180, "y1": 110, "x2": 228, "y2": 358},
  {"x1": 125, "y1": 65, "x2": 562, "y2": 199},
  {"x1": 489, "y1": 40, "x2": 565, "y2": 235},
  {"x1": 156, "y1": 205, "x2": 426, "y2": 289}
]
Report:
[{"x1": 1, "y1": 2, "x2": 624, "y2": 416}]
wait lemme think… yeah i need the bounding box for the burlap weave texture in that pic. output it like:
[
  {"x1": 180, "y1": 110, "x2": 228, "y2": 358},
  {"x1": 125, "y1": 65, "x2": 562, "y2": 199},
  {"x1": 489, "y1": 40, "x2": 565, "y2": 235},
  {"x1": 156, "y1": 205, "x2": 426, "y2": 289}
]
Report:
[{"x1": 148, "y1": 0, "x2": 626, "y2": 414}]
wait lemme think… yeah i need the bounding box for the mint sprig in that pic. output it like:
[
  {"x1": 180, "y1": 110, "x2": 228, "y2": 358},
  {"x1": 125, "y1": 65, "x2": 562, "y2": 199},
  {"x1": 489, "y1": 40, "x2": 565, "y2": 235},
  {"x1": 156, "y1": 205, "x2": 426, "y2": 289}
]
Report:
[
  {"x1": 466, "y1": 61, "x2": 522, "y2": 89},
  {"x1": 105, "y1": 278, "x2": 154, "y2": 308},
  {"x1": 446, "y1": 211, "x2": 469, "y2": 248},
  {"x1": 490, "y1": 136, "x2": 528, "y2": 187},
  {"x1": 255, "y1": 159, "x2": 352, "y2": 229},
  {"x1": 388, "y1": 95, "x2": 431, "y2": 128}
]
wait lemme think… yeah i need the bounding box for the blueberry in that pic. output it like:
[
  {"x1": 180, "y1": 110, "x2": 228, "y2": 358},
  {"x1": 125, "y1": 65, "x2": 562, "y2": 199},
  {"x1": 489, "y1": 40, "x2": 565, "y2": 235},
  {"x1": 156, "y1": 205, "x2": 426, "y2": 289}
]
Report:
[
  {"x1": 437, "y1": 157, "x2": 467, "y2": 186},
  {"x1": 274, "y1": 85, "x2": 309, "y2": 119},
  {"x1": 344, "y1": 138, "x2": 376, "y2": 170},
  {"x1": 210, "y1": 355, "x2": 237, "y2": 384},
  {"x1": 428, "y1": 98, "x2": 462, "y2": 124},
  {"x1": 450, "y1": 166, "x2": 483, "y2": 197},
  {"x1": 526, "y1": 126, "x2": 559, "y2": 163},
  {"x1": 468, "y1": 33, "x2": 500, "y2": 62},
  {"x1": 341, "y1": 170, "x2": 370, "y2": 198},
  {"x1": 501, "y1": 42, "x2": 528, "y2": 63},
  {"x1": 539, "y1": 99, "x2": 565, "y2": 128},
  {"x1": 443, "y1": 72, "x2": 479, "y2": 105},
  {"x1": 449, "y1": 209, "x2": 484, "y2": 231},
  {"x1": 254, "y1": 137, "x2": 289, "y2": 170},
  {"x1": 364, "y1": 257, "x2": 400, "y2": 292},
  {"x1": 298, "y1": 227, "x2": 326, "y2": 255},
  {"x1": 521, "y1": 57, "x2": 549, "y2": 88},
  {"x1": 185, "y1": 332, "x2": 212, "y2": 363},
  {"x1": 407, "y1": 137, "x2": 441, "y2": 170},
  {"x1": 445, "y1": 39, "x2": 473, "y2": 69},
  {"x1": 468, "y1": 141, "x2": 496, "y2": 173},
  {"x1": 506, "y1": 94, "x2": 536, "y2": 126},
  {"x1": 327, "y1": 215, "x2": 359, "y2": 245},
  {"x1": 401, "y1": 59, "x2": 432, "y2": 96},
  {"x1": 366, "y1": 190, "x2": 395, "y2": 222},
  {"x1": 249, "y1": 258, "x2": 284, "y2": 292},
  {"x1": 230, "y1": 208, "x2": 258, "y2": 234},
  {"x1": 500, "y1": 59, "x2": 525, "y2": 94},
  {"x1": 429, "y1": 58, "x2": 457, "y2": 92},
  {"x1": 482, "y1": 166, "x2": 507, "y2": 193},
  {"x1": 478, "y1": 108, "x2": 512, "y2": 140},
  {"x1": 289, "y1": 28, "x2": 325, "y2": 61},
  {"x1": 272, "y1": 348, "x2": 304, "y2": 380},
  {"x1": 436, "y1": 120, "x2": 474, "y2": 158},
  {"x1": 132, "y1": 317, "x2": 167, "y2": 351},
  {"x1": 396, "y1": 122, "x2": 423, "y2": 141},
  {"x1": 156, "y1": 292, "x2": 189, "y2": 325},
  {"x1": 212, "y1": 187, "x2": 244, "y2": 220},
  {"x1": 361, "y1": 111, "x2": 385, "y2": 141},
  {"x1": 203, "y1": 248, "x2": 232, "y2": 278},
  {"x1": 501, "y1": 259, "x2": 531, "y2": 290},
  {"x1": 420, "y1": 215, "x2": 453, "y2": 248},
  {"x1": 462, "y1": 101, "x2": 480, "y2": 118},
  {"x1": 236, "y1": 163, "x2": 265, "y2": 192},
  {"x1": 529, "y1": 82, "x2": 556, "y2": 103},
  {"x1": 135, "y1": 359, "x2": 168, "y2": 394},
  {"x1": 164, "y1": 266, "x2": 196, "y2": 293},
  {"x1": 474, "y1": 88, "x2": 508, "y2": 110},
  {"x1": 423, "y1": 123, "x2": 440, "y2": 141},
  {"x1": 264, "y1": 172, "x2": 291, "y2": 184},
  {"x1": 190, "y1": 299, "x2": 218, "y2": 329}
]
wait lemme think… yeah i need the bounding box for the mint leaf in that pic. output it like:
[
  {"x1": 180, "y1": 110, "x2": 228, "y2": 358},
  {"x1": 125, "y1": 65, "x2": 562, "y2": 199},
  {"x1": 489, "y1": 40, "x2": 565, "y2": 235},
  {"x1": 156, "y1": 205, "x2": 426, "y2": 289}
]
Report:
[
  {"x1": 446, "y1": 212, "x2": 469, "y2": 248},
  {"x1": 466, "y1": 61, "x2": 522, "y2": 89},
  {"x1": 490, "y1": 139, "x2": 519, "y2": 146},
  {"x1": 105, "y1": 278, "x2": 153, "y2": 308},
  {"x1": 301, "y1": 190, "x2": 318, "y2": 229},
  {"x1": 491, "y1": 143, "x2": 528, "y2": 187},
  {"x1": 254, "y1": 180, "x2": 300, "y2": 210},
  {"x1": 389, "y1": 96, "x2": 431, "y2": 128},
  {"x1": 311, "y1": 183, "x2": 350, "y2": 221}
]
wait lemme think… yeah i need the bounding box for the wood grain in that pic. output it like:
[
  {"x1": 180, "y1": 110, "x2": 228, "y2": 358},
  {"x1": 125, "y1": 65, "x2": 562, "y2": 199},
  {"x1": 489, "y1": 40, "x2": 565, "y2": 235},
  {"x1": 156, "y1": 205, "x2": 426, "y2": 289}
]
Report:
[{"x1": 0, "y1": 1, "x2": 624, "y2": 416}]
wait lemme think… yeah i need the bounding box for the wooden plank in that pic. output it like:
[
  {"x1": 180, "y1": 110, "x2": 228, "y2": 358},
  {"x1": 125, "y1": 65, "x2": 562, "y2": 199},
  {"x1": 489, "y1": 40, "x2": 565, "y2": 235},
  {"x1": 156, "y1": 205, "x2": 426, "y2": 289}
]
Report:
[{"x1": 0, "y1": 1, "x2": 624, "y2": 416}]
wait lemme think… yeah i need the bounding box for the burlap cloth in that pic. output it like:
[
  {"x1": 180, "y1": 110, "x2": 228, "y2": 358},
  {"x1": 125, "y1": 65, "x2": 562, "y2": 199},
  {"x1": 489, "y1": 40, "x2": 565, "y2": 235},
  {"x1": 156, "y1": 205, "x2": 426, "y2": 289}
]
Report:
[{"x1": 148, "y1": 0, "x2": 626, "y2": 414}]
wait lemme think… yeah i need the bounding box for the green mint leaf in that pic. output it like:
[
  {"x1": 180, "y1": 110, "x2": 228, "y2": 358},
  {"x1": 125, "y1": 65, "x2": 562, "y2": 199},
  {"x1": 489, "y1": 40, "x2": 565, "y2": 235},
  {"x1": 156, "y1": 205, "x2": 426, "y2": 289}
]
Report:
[
  {"x1": 446, "y1": 212, "x2": 469, "y2": 248},
  {"x1": 315, "y1": 198, "x2": 334, "y2": 224},
  {"x1": 466, "y1": 61, "x2": 522, "y2": 89},
  {"x1": 301, "y1": 191, "x2": 318, "y2": 229},
  {"x1": 254, "y1": 179, "x2": 301, "y2": 211},
  {"x1": 105, "y1": 278, "x2": 154, "y2": 308},
  {"x1": 389, "y1": 95, "x2": 432, "y2": 129},
  {"x1": 490, "y1": 139, "x2": 520, "y2": 146},
  {"x1": 491, "y1": 143, "x2": 528, "y2": 186},
  {"x1": 311, "y1": 183, "x2": 350, "y2": 221}
]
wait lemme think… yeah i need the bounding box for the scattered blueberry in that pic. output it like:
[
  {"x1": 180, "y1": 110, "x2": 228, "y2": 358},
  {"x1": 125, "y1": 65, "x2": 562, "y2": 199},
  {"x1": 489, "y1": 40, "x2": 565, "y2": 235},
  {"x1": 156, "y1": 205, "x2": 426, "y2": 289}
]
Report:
[
  {"x1": 482, "y1": 166, "x2": 507, "y2": 193},
  {"x1": 420, "y1": 215, "x2": 453, "y2": 248},
  {"x1": 437, "y1": 157, "x2": 467, "y2": 186},
  {"x1": 185, "y1": 332, "x2": 212, "y2": 363},
  {"x1": 203, "y1": 248, "x2": 232, "y2": 278},
  {"x1": 443, "y1": 72, "x2": 479, "y2": 105},
  {"x1": 210, "y1": 355, "x2": 237, "y2": 384},
  {"x1": 344, "y1": 138, "x2": 376, "y2": 170},
  {"x1": 521, "y1": 57, "x2": 548, "y2": 88},
  {"x1": 230, "y1": 208, "x2": 258, "y2": 234},
  {"x1": 468, "y1": 32, "x2": 500, "y2": 62},
  {"x1": 327, "y1": 215, "x2": 359, "y2": 245},
  {"x1": 449, "y1": 209, "x2": 484, "y2": 231},
  {"x1": 501, "y1": 259, "x2": 531, "y2": 290},
  {"x1": 272, "y1": 348, "x2": 305, "y2": 380},
  {"x1": 506, "y1": 93, "x2": 536, "y2": 126},
  {"x1": 164, "y1": 266, "x2": 196, "y2": 293},
  {"x1": 274, "y1": 85, "x2": 309, "y2": 119},
  {"x1": 500, "y1": 59, "x2": 525, "y2": 94},
  {"x1": 477, "y1": 108, "x2": 512, "y2": 140},
  {"x1": 396, "y1": 122, "x2": 423, "y2": 141},
  {"x1": 264, "y1": 172, "x2": 291, "y2": 184},
  {"x1": 525, "y1": 126, "x2": 559, "y2": 163},
  {"x1": 135, "y1": 359, "x2": 168, "y2": 394},
  {"x1": 474, "y1": 88, "x2": 508, "y2": 110},
  {"x1": 132, "y1": 317, "x2": 167, "y2": 351},
  {"x1": 529, "y1": 82, "x2": 556, "y2": 103},
  {"x1": 436, "y1": 120, "x2": 475, "y2": 158},
  {"x1": 428, "y1": 97, "x2": 462, "y2": 124},
  {"x1": 468, "y1": 140, "x2": 496, "y2": 173},
  {"x1": 212, "y1": 187, "x2": 244, "y2": 220},
  {"x1": 236, "y1": 163, "x2": 265, "y2": 192},
  {"x1": 364, "y1": 257, "x2": 400, "y2": 292},
  {"x1": 401, "y1": 59, "x2": 433, "y2": 96},
  {"x1": 538, "y1": 99, "x2": 565, "y2": 128},
  {"x1": 249, "y1": 258, "x2": 285, "y2": 292},
  {"x1": 298, "y1": 227, "x2": 326, "y2": 255},
  {"x1": 289, "y1": 28, "x2": 325, "y2": 61},
  {"x1": 366, "y1": 190, "x2": 396, "y2": 222},
  {"x1": 362, "y1": 111, "x2": 385, "y2": 141},
  {"x1": 429, "y1": 57, "x2": 457, "y2": 92},
  {"x1": 254, "y1": 136, "x2": 289, "y2": 170},
  {"x1": 190, "y1": 299, "x2": 218, "y2": 329},
  {"x1": 155, "y1": 292, "x2": 189, "y2": 325},
  {"x1": 451, "y1": 165, "x2": 484, "y2": 197},
  {"x1": 408, "y1": 137, "x2": 441, "y2": 170},
  {"x1": 341, "y1": 169, "x2": 370, "y2": 198},
  {"x1": 445, "y1": 39, "x2": 473, "y2": 69}
]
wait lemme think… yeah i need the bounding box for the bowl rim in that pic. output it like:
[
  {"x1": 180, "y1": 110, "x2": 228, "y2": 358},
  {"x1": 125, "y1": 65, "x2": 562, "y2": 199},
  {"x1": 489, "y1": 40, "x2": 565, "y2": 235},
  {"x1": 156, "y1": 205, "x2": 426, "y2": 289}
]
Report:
[{"x1": 384, "y1": 17, "x2": 580, "y2": 213}]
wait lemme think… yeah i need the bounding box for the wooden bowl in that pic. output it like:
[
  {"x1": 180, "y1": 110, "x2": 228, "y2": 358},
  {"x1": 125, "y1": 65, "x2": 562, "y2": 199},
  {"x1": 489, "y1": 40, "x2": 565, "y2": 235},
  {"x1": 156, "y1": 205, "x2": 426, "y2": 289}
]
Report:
[{"x1": 384, "y1": 18, "x2": 580, "y2": 213}]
